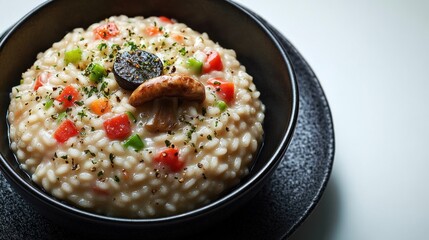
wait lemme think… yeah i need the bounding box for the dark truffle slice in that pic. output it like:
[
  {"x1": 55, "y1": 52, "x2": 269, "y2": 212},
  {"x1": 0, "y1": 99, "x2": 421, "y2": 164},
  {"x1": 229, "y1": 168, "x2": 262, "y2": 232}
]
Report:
[{"x1": 113, "y1": 50, "x2": 163, "y2": 90}]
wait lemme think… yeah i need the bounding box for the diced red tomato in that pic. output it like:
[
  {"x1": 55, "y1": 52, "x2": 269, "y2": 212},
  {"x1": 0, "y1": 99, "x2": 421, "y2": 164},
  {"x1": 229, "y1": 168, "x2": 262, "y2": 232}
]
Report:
[
  {"x1": 145, "y1": 26, "x2": 162, "y2": 36},
  {"x1": 56, "y1": 85, "x2": 80, "y2": 108},
  {"x1": 53, "y1": 119, "x2": 79, "y2": 143},
  {"x1": 153, "y1": 148, "x2": 184, "y2": 172},
  {"x1": 159, "y1": 16, "x2": 174, "y2": 24},
  {"x1": 93, "y1": 22, "x2": 120, "y2": 40},
  {"x1": 34, "y1": 72, "x2": 51, "y2": 90},
  {"x1": 207, "y1": 78, "x2": 235, "y2": 103},
  {"x1": 203, "y1": 50, "x2": 223, "y2": 73},
  {"x1": 103, "y1": 114, "x2": 131, "y2": 140}
]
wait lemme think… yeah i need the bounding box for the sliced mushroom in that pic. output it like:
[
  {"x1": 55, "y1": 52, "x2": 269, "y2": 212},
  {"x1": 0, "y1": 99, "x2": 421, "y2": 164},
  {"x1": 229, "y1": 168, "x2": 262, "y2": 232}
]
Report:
[
  {"x1": 129, "y1": 74, "x2": 205, "y2": 132},
  {"x1": 129, "y1": 75, "x2": 205, "y2": 106},
  {"x1": 144, "y1": 97, "x2": 179, "y2": 132}
]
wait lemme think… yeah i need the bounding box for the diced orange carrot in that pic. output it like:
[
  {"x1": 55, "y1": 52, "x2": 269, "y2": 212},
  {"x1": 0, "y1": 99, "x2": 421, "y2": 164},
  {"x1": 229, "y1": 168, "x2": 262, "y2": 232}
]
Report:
[
  {"x1": 89, "y1": 98, "x2": 111, "y2": 115},
  {"x1": 172, "y1": 33, "x2": 184, "y2": 42},
  {"x1": 145, "y1": 26, "x2": 162, "y2": 36}
]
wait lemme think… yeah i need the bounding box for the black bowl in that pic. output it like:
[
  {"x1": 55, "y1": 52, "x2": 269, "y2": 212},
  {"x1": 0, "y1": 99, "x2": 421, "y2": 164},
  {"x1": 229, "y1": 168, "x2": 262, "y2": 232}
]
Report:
[{"x1": 0, "y1": 0, "x2": 298, "y2": 237}]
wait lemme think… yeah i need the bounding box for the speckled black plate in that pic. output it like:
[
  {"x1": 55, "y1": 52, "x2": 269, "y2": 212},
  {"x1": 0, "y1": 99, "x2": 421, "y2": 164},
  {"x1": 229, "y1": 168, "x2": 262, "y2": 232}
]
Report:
[{"x1": 0, "y1": 11, "x2": 334, "y2": 240}]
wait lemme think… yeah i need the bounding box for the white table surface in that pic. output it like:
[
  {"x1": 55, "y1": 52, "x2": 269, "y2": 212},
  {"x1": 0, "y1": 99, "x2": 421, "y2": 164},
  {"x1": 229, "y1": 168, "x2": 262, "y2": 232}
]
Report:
[{"x1": 2, "y1": 0, "x2": 429, "y2": 239}]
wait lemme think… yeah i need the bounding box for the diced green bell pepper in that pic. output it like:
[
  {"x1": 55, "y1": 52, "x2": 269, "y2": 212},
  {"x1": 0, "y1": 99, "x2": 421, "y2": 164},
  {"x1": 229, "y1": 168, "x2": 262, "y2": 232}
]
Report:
[
  {"x1": 56, "y1": 112, "x2": 67, "y2": 123},
  {"x1": 217, "y1": 100, "x2": 227, "y2": 111},
  {"x1": 126, "y1": 111, "x2": 137, "y2": 123},
  {"x1": 44, "y1": 98, "x2": 54, "y2": 110},
  {"x1": 186, "y1": 57, "x2": 203, "y2": 74},
  {"x1": 123, "y1": 134, "x2": 144, "y2": 151},
  {"x1": 64, "y1": 48, "x2": 82, "y2": 65},
  {"x1": 86, "y1": 63, "x2": 107, "y2": 83}
]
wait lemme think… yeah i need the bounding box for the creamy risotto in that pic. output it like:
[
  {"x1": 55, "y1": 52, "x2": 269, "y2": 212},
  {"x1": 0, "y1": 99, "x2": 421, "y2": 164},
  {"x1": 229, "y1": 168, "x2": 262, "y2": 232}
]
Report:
[{"x1": 8, "y1": 16, "x2": 265, "y2": 218}]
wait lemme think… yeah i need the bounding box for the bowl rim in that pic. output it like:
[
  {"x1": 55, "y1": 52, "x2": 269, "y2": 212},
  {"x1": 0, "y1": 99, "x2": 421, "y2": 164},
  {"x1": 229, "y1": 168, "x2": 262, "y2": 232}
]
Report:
[{"x1": 0, "y1": 0, "x2": 299, "y2": 224}]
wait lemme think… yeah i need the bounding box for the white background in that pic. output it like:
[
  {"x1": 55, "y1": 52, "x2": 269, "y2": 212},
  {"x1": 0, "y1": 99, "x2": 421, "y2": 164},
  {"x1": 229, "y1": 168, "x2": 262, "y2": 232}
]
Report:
[{"x1": 2, "y1": 0, "x2": 429, "y2": 239}]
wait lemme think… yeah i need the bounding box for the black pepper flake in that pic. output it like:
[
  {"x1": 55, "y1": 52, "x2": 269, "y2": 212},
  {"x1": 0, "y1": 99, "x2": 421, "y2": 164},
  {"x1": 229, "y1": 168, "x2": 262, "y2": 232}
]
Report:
[
  {"x1": 109, "y1": 153, "x2": 115, "y2": 167},
  {"x1": 84, "y1": 149, "x2": 96, "y2": 157},
  {"x1": 114, "y1": 175, "x2": 120, "y2": 182},
  {"x1": 71, "y1": 163, "x2": 80, "y2": 171}
]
